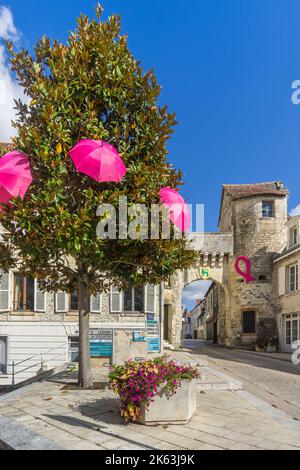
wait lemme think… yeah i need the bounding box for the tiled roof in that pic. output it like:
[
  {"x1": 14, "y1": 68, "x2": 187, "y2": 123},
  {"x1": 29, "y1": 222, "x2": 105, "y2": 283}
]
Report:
[{"x1": 223, "y1": 182, "x2": 288, "y2": 199}]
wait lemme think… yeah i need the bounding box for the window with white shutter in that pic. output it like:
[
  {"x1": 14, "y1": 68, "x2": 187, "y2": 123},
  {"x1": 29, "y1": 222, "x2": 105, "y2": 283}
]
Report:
[
  {"x1": 90, "y1": 293, "x2": 102, "y2": 313},
  {"x1": 55, "y1": 291, "x2": 68, "y2": 313},
  {"x1": 0, "y1": 272, "x2": 9, "y2": 312},
  {"x1": 145, "y1": 284, "x2": 156, "y2": 313},
  {"x1": 278, "y1": 266, "x2": 285, "y2": 296},
  {"x1": 110, "y1": 286, "x2": 122, "y2": 313},
  {"x1": 34, "y1": 280, "x2": 46, "y2": 312}
]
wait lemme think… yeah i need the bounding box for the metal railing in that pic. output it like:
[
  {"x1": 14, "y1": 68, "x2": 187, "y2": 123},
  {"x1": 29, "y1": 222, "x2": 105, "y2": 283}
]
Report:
[{"x1": 4, "y1": 343, "x2": 67, "y2": 386}]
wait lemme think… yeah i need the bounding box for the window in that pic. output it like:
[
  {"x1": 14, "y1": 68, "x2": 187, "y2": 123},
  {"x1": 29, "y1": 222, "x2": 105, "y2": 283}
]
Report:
[
  {"x1": 0, "y1": 272, "x2": 9, "y2": 311},
  {"x1": 242, "y1": 311, "x2": 256, "y2": 334},
  {"x1": 289, "y1": 227, "x2": 298, "y2": 247},
  {"x1": 124, "y1": 287, "x2": 144, "y2": 313},
  {"x1": 0, "y1": 337, "x2": 7, "y2": 375},
  {"x1": 262, "y1": 201, "x2": 274, "y2": 218},
  {"x1": 13, "y1": 274, "x2": 34, "y2": 312},
  {"x1": 70, "y1": 289, "x2": 78, "y2": 311},
  {"x1": 68, "y1": 336, "x2": 79, "y2": 363},
  {"x1": 288, "y1": 264, "x2": 299, "y2": 293},
  {"x1": 285, "y1": 319, "x2": 291, "y2": 345},
  {"x1": 285, "y1": 314, "x2": 300, "y2": 347}
]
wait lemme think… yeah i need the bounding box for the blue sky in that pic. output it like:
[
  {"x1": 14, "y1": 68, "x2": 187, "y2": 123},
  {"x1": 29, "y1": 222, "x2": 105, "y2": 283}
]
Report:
[{"x1": 1, "y1": 0, "x2": 300, "y2": 233}]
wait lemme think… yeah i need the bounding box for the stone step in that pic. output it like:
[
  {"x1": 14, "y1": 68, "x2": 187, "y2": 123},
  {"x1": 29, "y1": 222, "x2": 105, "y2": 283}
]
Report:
[{"x1": 197, "y1": 367, "x2": 244, "y2": 392}]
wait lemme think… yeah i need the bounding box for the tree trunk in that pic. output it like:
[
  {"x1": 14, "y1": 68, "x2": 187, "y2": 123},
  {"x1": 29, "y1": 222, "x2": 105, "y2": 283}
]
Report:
[{"x1": 78, "y1": 278, "x2": 93, "y2": 389}]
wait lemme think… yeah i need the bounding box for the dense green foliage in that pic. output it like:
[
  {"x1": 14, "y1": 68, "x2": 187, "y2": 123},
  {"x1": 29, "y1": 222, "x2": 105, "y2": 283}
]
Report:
[{"x1": 0, "y1": 4, "x2": 195, "y2": 295}]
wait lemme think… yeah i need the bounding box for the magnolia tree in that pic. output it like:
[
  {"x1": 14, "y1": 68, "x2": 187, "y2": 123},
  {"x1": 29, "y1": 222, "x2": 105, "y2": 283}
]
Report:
[{"x1": 0, "y1": 5, "x2": 196, "y2": 388}]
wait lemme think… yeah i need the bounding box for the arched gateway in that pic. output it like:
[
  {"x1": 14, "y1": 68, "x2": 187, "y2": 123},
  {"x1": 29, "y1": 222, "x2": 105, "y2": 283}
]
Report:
[{"x1": 163, "y1": 231, "x2": 234, "y2": 347}]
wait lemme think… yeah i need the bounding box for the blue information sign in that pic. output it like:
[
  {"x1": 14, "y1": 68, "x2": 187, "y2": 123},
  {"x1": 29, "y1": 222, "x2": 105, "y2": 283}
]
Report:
[
  {"x1": 148, "y1": 337, "x2": 160, "y2": 352},
  {"x1": 147, "y1": 320, "x2": 160, "y2": 352},
  {"x1": 90, "y1": 329, "x2": 113, "y2": 357}
]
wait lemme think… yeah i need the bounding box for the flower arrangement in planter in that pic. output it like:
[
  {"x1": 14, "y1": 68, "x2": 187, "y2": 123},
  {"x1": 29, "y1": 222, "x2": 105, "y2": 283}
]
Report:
[
  {"x1": 108, "y1": 355, "x2": 200, "y2": 423},
  {"x1": 255, "y1": 332, "x2": 279, "y2": 352}
]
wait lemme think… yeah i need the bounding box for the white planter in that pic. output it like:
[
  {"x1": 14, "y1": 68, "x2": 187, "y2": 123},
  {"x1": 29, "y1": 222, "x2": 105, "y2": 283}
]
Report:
[{"x1": 138, "y1": 379, "x2": 197, "y2": 425}]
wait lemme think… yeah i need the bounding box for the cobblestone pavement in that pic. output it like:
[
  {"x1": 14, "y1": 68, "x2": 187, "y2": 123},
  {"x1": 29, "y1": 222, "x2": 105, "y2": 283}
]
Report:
[
  {"x1": 181, "y1": 340, "x2": 300, "y2": 421},
  {"x1": 0, "y1": 366, "x2": 300, "y2": 450}
]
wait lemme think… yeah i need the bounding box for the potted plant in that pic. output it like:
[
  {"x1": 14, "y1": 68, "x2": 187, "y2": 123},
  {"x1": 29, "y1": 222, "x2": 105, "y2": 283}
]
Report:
[
  {"x1": 108, "y1": 355, "x2": 200, "y2": 425},
  {"x1": 256, "y1": 333, "x2": 278, "y2": 352},
  {"x1": 266, "y1": 336, "x2": 279, "y2": 353},
  {"x1": 255, "y1": 332, "x2": 268, "y2": 352}
]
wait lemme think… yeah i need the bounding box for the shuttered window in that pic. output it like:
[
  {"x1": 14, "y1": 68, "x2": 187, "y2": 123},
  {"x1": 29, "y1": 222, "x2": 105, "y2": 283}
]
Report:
[
  {"x1": 110, "y1": 287, "x2": 122, "y2": 313},
  {"x1": 242, "y1": 311, "x2": 256, "y2": 334},
  {"x1": 55, "y1": 291, "x2": 68, "y2": 313},
  {"x1": 90, "y1": 293, "x2": 102, "y2": 313},
  {"x1": 145, "y1": 285, "x2": 156, "y2": 313},
  {"x1": 0, "y1": 272, "x2": 9, "y2": 311},
  {"x1": 278, "y1": 266, "x2": 285, "y2": 296},
  {"x1": 34, "y1": 280, "x2": 46, "y2": 312}
]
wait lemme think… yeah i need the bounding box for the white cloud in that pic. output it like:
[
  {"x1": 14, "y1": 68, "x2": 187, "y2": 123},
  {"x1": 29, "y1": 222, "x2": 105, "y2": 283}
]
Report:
[
  {"x1": 290, "y1": 204, "x2": 300, "y2": 217},
  {"x1": 0, "y1": 6, "x2": 25, "y2": 142},
  {"x1": 182, "y1": 280, "x2": 212, "y2": 308}
]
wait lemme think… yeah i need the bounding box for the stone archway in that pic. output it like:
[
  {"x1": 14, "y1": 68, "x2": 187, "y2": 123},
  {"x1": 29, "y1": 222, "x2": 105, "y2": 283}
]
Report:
[
  {"x1": 163, "y1": 231, "x2": 234, "y2": 348},
  {"x1": 182, "y1": 271, "x2": 232, "y2": 347}
]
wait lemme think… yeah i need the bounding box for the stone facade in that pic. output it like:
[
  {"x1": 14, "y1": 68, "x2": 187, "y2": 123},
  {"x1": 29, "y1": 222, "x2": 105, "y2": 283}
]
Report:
[{"x1": 165, "y1": 182, "x2": 289, "y2": 350}]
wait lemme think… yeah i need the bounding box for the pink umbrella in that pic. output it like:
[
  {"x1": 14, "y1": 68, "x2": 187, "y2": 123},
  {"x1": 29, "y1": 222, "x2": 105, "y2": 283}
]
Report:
[
  {"x1": 0, "y1": 150, "x2": 33, "y2": 207},
  {"x1": 159, "y1": 187, "x2": 191, "y2": 232},
  {"x1": 69, "y1": 139, "x2": 127, "y2": 183}
]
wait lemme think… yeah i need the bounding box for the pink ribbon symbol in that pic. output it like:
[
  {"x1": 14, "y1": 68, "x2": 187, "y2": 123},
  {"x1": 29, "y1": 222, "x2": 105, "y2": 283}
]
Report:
[{"x1": 235, "y1": 256, "x2": 255, "y2": 284}]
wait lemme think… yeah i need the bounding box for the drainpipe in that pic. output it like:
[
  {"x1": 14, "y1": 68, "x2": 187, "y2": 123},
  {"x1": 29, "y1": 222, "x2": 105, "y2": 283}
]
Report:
[{"x1": 159, "y1": 282, "x2": 164, "y2": 353}]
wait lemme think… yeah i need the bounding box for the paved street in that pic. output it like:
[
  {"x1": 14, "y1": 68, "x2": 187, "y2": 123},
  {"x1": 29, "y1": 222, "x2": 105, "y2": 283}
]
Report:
[
  {"x1": 1, "y1": 367, "x2": 300, "y2": 450},
  {"x1": 181, "y1": 340, "x2": 300, "y2": 421}
]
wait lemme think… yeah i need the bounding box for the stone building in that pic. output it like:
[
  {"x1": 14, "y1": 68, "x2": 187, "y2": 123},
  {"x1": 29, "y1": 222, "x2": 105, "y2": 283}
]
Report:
[
  {"x1": 188, "y1": 299, "x2": 203, "y2": 339},
  {"x1": 274, "y1": 215, "x2": 300, "y2": 352},
  {"x1": 165, "y1": 181, "x2": 289, "y2": 350},
  {"x1": 0, "y1": 263, "x2": 160, "y2": 386},
  {"x1": 182, "y1": 308, "x2": 192, "y2": 339},
  {"x1": 197, "y1": 298, "x2": 207, "y2": 340}
]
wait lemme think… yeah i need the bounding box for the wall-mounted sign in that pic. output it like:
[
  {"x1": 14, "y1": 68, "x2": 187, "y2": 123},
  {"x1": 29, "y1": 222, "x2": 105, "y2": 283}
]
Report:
[
  {"x1": 90, "y1": 329, "x2": 113, "y2": 357},
  {"x1": 199, "y1": 268, "x2": 209, "y2": 279},
  {"x1": 147, "y1": 320, "x2": 160, "y2": 352},
  {"x1": 132, "y1": 331, "x2": 146, "y2": 342}
]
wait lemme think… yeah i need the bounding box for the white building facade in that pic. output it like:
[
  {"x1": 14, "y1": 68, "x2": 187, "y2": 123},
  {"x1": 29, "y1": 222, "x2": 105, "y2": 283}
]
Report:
[
  {"x1": 0, "y1": 271, "x2": 160, "y2": 386},
  {"x1": 274, "y1": 216, "x2": 300, "y2": 352}
]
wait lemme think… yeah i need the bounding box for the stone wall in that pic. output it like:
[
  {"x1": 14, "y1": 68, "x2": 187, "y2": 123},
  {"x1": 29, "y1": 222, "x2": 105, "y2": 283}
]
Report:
[{"x1": 226, "y1": 195, "x2": 287, "y2": 347}]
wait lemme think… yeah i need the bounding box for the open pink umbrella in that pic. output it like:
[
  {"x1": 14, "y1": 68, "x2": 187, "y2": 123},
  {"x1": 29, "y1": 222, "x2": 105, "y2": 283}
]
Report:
[
  {"x1": 69, "y1": 139, "x2": 127, "y2": 183},
  {"x1": 159, "y1": 187, "x2": 191, "y2": 232},
  {"x1": 0, "y1": 150, "x2": 33, "y2": 207}
]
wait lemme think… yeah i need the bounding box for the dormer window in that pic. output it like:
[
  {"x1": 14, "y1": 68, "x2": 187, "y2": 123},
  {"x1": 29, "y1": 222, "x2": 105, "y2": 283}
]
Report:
[
  {"x1": 262, "y1": 201, "x2": 274, "y2": 218},
  {"x1": 289, "y1": 226, "x2": 298, "y2": 247}
]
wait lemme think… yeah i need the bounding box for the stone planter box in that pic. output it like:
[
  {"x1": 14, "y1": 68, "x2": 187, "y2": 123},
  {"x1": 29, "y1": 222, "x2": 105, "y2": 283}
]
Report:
[{"x1": 138, "y1": 379, "x2": 197, "y2": 425}]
